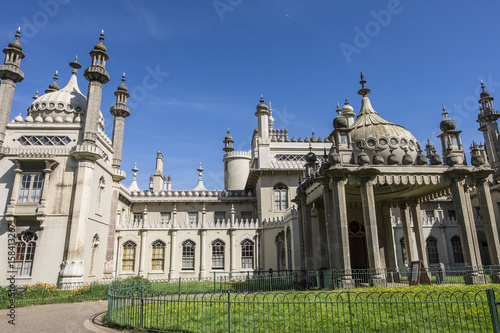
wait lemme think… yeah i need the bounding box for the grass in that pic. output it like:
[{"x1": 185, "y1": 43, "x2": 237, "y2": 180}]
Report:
[{"x1": 108, "y1": 284, "x2": 500, "y2": 332}]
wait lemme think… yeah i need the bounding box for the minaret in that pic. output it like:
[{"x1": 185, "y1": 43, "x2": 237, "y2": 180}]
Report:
[
  {"x1": 0, "y1": 28, "x2": 25, "y2": 147},
  {"x1": 223, "y1": 128, "x2": 234, "y2": 152},
  {"x1": 438, "y1": 105, "x2": 465, "y2": 166},
  {"x1": 110, "y1": 73, "x2": 130, "y2": 168},
  {"x1": 477, "y1": 81, "x2": 500, "y2": 172},
  {"x1": 82, "y1": 30, "x2": 110, "y2": 145},
  {"x1": 152, "y1": 150, "x2": 165, "y2": 192},
  {"x1": 255, "y1": 95, "x2": 270, "y2": 142}
]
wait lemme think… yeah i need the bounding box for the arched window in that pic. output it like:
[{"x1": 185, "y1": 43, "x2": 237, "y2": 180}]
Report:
[
  {"x1": 15, "y1": 231, "x2": 37, "y2": 276},
  {"x1": 273, "y1": 183, "x2": 288, "y2": 210},
  {"x1": 400, "y1": 237, "x2": 407, "y2": 265},
  {"x1": 182, "y1": 240, "x2": 196, "y2": 270},
  {"x1": 349, "y1": 221, "x2": 365, "y2": 237},
  {"x1": 451, "y1": 236, "x2": 464, "y2": 264},
  {"x1": 151, "y1": 240, "x2": 166, "y2": 271},
  {"x1": 122, "y1": 241, "x2": 137, "y2": 272},
  {"x1": 96, "y1": 177, "x2": 105, "y2": 214},
  {"x1": 211, "y1": 239, "x2": 225, "y2": 269},
  {"x1": 426, "y1": 237, "x2": 440, "y2": 265},
  {"x1": 286, "y1": 227, "x2": 292, "y2": 270},
  {"x1": 89, "y1": 234, "x2": 99, "y2": 275},
  {"x1": 241, "y1": 239, "x2": 254, "y2": 269}
]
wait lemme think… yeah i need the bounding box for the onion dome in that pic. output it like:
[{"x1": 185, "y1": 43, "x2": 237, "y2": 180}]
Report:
[
  {"x1": 471, "y1": 154, "x2": 485, "y2": 167},
  {"x1": 333, "y1": 103, "x2": 348, "y2": 129},
  {"x1": 8, "y1": 28, "x2": 23, "y2": 51},
  {"x1": 430, "y1": 154, "x2": 443, "y2": 165},
  {"x1": 28, "y1": 63, "x2": 89, "y2": 124},
  {"x1": 225, "y1": 129, "x2": 233, "y2": 141},
  {"x1": 305, "y1": 144, "x2": 317, "y2": 164},
  {"x1": 310, "y1": 130, "x2": 318, "y2": 142},
  {"x1": 480, "y1": 81, "x2": 490, "y2": 99},
  {"x1": 415, "y1": 144, "x2": 428, "y2": 165},
  {"x1": 351, "y1": 73, "x2": 419, "y2": 164},
  {"x1": 45, "y1": 71, "x2": 60, "y2": 93},
  {"x1": 341, "y1": 98, "x2": 355, "y2": 115},
  {"x1": 445, "y1": 152, "x2": 459, "y2": 167},
  {"x1": 94, "y1": 30, "x2": 107, "y2": 52},
  {"x1": 14, "y1": 113, "x2": 23, "y2": 123},
  {"x1": 117, "y1": 73, "x2": 128, "y2": 92},
  {"x1": 328, "y1": 146, "x2": 342, "y2": 165},
  {"x1": 439, "y1": 105, "x2": 456, "y2": 132},
  {"x1": 256, "y1": 95, "x2": 269, "y2": 112}
]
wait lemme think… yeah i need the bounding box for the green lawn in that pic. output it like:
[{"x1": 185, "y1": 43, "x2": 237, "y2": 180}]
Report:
[{"x1": 108, "y1": 284, "x2": 500, "y2": 332}]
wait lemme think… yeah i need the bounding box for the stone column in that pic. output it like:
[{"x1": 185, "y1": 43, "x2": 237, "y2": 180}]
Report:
[
  {"x1": 473, "y1": 170, "x2": 500, "y2": 282},
  {"x1": 200, "y1": 230, "x2": 207, "y2": 278},
  {"x1": 59, "y1": 159, "x2": 95, "y2": 287},
  {"x1": 321, "y1": 179, "x2": 339, "y2": 269},
  {"x1": 104, "y1": 182, "x2": 121, "y2": 280},
  {"x1": 139, "y1": 230, "x2": 147, "y2": 277},
  {"x1": 446, "y1": 169, "x2": 482, "y2": 284},
  {"x1": 254, "y1": 232, "x2": 260, "y2": 271},
  {"x1": 410, "y1": 202, "x2": 429, "y2": 268},
  {"x1": 230, "y1": 229, "x2": 236, "y2": 273},
  {"x1": 399, "y1": 203, "x2": 416, "y2": 266},
  {"x1": 381, "y1": 203, "x2": 397, "y2": 269},
  {"x1": 6, "y1": 164, "x2": 22, "y2": 215},
  {"x1": 357, "y1": 168, "x2": 385, "y2": 286},
  {"x1": 325, "y1": 168, "x2": 354, "y2": 287},
  {"x1": 301, "y1": 200, "x2": 314, "y2": 270},
  {"x1": 114, "y1": 235, "x2": 122, "y2": 277},
  {"x1": 169, "y1": 230, "x2": 177, "y2": 279},
  {"x1": 295, "y1": 196, "x2": 306, "y2": 271}
]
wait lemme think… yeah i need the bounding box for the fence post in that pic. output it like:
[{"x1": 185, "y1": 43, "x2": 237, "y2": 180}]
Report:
[
  {"x1": 227, "y1": 291, "x2": 231, "y2": 333},
  {"x1": 487, "y1": 289, "x2": 500, "y2": 333},
  {"x1": 347, "y1": 290, "x2": 354, "y2": 333},
  {"x1": 179, "y1": 277, "x2": 182, "y2": 294},
  {"x1": 140, "y1": 287, "x2": 144, "y2": 329},
  {"x1": 214, "y1": 272, "x2": 216, "y2": 293}
]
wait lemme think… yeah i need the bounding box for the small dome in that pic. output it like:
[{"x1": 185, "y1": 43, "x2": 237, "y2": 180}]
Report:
[
  {"x1": 117, "y1": 74, "x2": 128, "y2": 92},
  {"x1": 14, "y1": 114, "x2": 23, "y2": 123},
  {"x1": 333, "y1": 115, "x2": 348, "y2": 129},
  {"x1": 440, "y1": 118, "x2": 456, "y2": 132},
  {"x1": 48, "y1": 81, "x2": 60, "y2": 91},
  {"x1": 9, "y1": 39, "x2": 22, "y2": 51},
  {"x1": 256, "y1": 96, "x2": 269, "y2": 112},
  {"x1": 480, "y1": 90, "x2": 490, "y2": 99},
  {"x1": 305, "y1": 151, "x2": 317, "y2": 164},
  {"x1": 25, "y1": 115, "x2": 33, "y2": 123},
  {"x1": 94, "y1": 42, "x2": 107, "y2": 52},
  {"x1": 34, "y1": 115, "x2": 43, "y2": 123},
  {"x1": 342, "y1": 103, "x2": 354, "y2": 114}
]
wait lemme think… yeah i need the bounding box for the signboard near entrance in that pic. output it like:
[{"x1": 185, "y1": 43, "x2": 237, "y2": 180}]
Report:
[{"x1": 411, "y1": 261, "x2": 420, "y2": 285}]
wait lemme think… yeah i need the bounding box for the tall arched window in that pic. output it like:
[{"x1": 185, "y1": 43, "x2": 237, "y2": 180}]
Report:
[
  {"x1": 286, "y1": 227, "x2": 292, "y2": 270},
  {"x1": 274, "y1": 183, "x2": 288, "y2": 210},
  {"x1": 451, "y1": 236, "x2": 464, "y2": 264},
  {"x1": 15, "y1": 231, "x2": 37, "y2": 276},
  {"x1": 89, "y1": 234, "x2": 99, "y2": 275},
  {"x1": 211, "y1": 239, "x2": 225, "y2": 269},
  {"x1": 400, "y1": 237, "x2": 407, "y2": 265},
  {"x1": 182, "y1": 240, "x2": 196, "y2": 270},
  {"x1": 426, "y1": 237, "x2": 440, "y2": 265},
  {"x1": 151, "y1": 240, "x2": 166, "y2": 271},
  {"x1": 122, "y1": 240, "x2": 137, "y2": 272},
  {"x1": 241, "y1": 239, "x2": 254, "y2": 269}
]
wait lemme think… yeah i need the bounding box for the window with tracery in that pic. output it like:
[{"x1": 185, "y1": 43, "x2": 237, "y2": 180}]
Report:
[
  {"x1": 151, "y1": 240, "x2": 166, "y2": 271},
  {"x1": 15, "y1": 231, "x2": 37, "y2": 276},
  {"x1": 426, "y1": 237, "x2": 440, "y2": 265},
  {"x1": 451, "y1": 236, "x2": 464, "y2": 264},
  {"x1": 182, "y1": 240, "x2": 195, "y2": 269},
  {"x1": 241, "y1": 239, "x2": 254, "y2": 269},
  {"x1": 211, "y1": 239, "x2": 225, "y2": 269},
  {"x1": 122, "y1": 240, "x2": 137, "y2": 271}
]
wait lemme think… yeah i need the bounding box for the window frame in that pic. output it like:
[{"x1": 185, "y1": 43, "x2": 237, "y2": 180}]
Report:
[
  {"x1": 14, "y1": 231, "x2": 37, "y2": 277},
  {"x1": 18, "y1": 172, "x2": 44, "y2": 204},
  {"x1": 426, "y1": 236, "x2": 440, "y2": 265},
  {"x1": 188, "y1": 212, "x2": 198, "y2": 224},
  {"x1": 151, "y1": 240, "x2": 166, "y2": 271},
  {"x1": 182, "y1": 240, "x2": 196, "y2": 270},
  {"x1": 211, "y1": 239, "x2": 225, "y2": 270},
  {"x1": 273, "y1": 183, "x2": 288, "y2": 211},
  {"x1": 241, "y1": 239, "x2": 254, "y2": 269},
  {"x1": 451, "y1": 236, "x2": 464, "y2": 264},
  {"x1": 122, "y1": 240, "x2": 137, "y2": 272}
]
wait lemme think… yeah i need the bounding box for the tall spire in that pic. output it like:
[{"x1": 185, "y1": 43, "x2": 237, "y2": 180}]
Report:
[
  {"x1": 128, "y1": 163, "x2": 141, "y2": 192},
  {"x1": 358, "y1": 71, "x2": 371, "y2": 97}
]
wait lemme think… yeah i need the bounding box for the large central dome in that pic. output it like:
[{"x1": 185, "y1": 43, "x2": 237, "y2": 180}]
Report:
[{"x1": 350, "y1": 93, "x2": 419, "y2": 164}]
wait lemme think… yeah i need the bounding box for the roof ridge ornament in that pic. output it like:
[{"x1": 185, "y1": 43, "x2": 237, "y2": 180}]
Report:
[
  {"x1": 442, "y1": 105, "x2": 448, "y2": 119},
  {"x1": 358, "y1": 71, "x2": 371, "y2": 97}
]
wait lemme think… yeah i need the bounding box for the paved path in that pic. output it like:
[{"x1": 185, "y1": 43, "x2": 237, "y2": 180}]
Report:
[{"x1": 0, "y1": 301, "x2": 122, "y2": 333}]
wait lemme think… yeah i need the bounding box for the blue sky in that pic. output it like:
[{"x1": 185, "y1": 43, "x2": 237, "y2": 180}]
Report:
[{"x1": 2, "y1": 0, "x2": 500, "y2": 189}]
